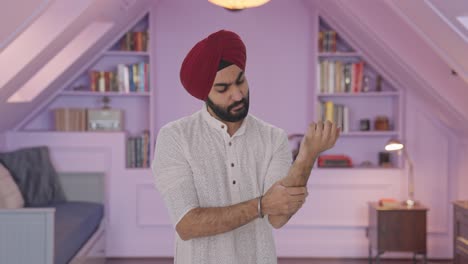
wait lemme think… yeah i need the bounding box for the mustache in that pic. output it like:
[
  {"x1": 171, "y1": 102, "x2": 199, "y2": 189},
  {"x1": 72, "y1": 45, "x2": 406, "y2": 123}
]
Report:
[{"x1": 228, "y1": 98, "x2": 246, "y2": 111}]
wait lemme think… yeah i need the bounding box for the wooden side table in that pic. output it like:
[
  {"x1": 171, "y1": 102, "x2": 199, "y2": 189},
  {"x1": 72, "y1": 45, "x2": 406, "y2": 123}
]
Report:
[
  {"x1": 367, "y1": 202, "x2": 428, "y2": 264},
  {"x1": 453, "y1": 201, "x2": 468, "y2": 264}
]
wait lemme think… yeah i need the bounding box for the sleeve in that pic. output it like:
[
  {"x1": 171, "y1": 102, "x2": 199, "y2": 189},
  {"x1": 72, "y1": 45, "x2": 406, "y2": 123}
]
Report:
[
  {"x1": 151, "y1": 126, "x2": 199, "y2": 227},
  {"x1": 262, "y1": 129, "x2": 293, "y2": 194}
]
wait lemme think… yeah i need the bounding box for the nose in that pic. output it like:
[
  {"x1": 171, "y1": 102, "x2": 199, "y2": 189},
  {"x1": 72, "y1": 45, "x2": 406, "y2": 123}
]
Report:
[{"x1": 231, "y1": 86, "x2": 243, "y2": 101}]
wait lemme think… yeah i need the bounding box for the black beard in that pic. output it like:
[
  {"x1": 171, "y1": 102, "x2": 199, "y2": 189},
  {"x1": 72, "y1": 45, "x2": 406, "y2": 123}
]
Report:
[{"x1": 206, "y1": 93, "x2": 250, "y2": 123}]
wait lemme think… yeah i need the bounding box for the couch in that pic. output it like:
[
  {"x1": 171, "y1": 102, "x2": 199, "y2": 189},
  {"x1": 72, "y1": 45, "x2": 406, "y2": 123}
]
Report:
[{"x1": 0, "y1": 146, "x2": 105, "y2": 264}]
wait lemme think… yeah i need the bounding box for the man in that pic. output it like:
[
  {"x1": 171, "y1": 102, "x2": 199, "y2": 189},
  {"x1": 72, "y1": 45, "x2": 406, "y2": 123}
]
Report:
[{"x1": 152, "y1": 30, "x2": 340, "y2": 264}]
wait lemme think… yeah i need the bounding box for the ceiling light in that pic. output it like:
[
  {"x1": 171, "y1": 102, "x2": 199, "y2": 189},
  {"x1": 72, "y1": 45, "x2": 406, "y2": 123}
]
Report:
[{"x1": 208, "y1": 0, "x2": 271, "y2": 11}]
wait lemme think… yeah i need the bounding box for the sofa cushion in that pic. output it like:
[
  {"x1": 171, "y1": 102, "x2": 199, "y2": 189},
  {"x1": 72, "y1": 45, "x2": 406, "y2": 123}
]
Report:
[
  {"x1": 0, "y1": 146, "x2": 67, "y2": 206},
  {"x1": 0, "y1": 162, "x2": 24, "y2": 208},
  {"x1": 52, "y1": 201, "x2": 104, "y2": 264}
]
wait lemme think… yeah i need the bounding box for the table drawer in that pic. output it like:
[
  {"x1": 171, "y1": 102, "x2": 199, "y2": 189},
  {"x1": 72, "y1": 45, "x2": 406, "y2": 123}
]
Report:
[
  {"x1": 454, "y1": 254, "x2": 468, "y2": 264},
  {"x1": 453, "y1": 202, "x2": 468, "y2": 263},
  {"x1": 378, "y1": 210, "x2": 426, "y2": 252}
]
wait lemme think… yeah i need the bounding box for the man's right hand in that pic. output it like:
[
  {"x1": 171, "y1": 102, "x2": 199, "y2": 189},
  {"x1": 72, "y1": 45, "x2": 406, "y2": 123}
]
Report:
[{"x1": 261, "y1": 181, "x2": 308, "y2": 216}]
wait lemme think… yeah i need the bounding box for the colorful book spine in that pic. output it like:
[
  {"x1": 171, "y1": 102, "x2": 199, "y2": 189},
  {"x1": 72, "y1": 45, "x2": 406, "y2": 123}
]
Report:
[
  {"x1": 125, "y1": 131, "x2": 151, "y2": 168},
  {"x1": 128, "y1": 65, "x2": 134, "y2": 92}
]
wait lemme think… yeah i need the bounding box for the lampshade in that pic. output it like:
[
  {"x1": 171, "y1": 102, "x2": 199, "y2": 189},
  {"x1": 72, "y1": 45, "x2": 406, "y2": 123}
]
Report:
[
  {"x1": 385, "y1": 139, "x2": 404, "y2": 152},
  {"x1": 208, "y1": 0, "x2": 271, "y2": 10}
]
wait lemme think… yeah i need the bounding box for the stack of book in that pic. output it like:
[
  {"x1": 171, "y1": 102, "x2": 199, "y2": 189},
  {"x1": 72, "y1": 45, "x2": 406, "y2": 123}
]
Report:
[
  {"x1": 89, "y1": 62, "x2": 149, "y2": 93},
  {"x1": 118, "y1": 31, "x2": 149, "y2": 52},
  {"x1": 126, "y1": 130, "x2": 150, "y2": 168},
  {"x1": 53, "y1": 108, "x2": 87, "y2": 131},
  {"x1": 318, "y1": 30, "x2": 337, "y2": 52},
  {"x1": 316, "y1": 101, "x2": 349, "y2": 133},
  {"x1": 317, "y1": 60, "x2": 365, "y2": 94}
]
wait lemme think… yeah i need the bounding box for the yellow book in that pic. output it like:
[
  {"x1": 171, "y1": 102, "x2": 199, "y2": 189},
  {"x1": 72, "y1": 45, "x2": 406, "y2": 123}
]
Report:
[
  {"x1": 325, "y1": 101, "x2": 334, "y2": 123},
  {"x1": 133, "y1": 64, "x2": 138, "y2": 91}
]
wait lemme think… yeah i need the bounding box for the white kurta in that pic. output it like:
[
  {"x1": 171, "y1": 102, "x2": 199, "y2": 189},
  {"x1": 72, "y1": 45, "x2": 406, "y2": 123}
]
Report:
[{"x1": 152, "y1": 105, "x2": 292, "y2": 264}]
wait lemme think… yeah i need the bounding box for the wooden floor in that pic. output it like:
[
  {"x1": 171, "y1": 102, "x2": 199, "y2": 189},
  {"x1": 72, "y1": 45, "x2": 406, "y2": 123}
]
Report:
[{"x1": 106, "y1": 258, "x2": 453, "y2": 264}]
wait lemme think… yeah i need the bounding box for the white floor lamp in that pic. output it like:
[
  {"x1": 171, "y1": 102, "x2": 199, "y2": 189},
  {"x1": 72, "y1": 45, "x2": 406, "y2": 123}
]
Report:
[{"x1": 385, "y1": 139, "x2": 415, "y2": 207}]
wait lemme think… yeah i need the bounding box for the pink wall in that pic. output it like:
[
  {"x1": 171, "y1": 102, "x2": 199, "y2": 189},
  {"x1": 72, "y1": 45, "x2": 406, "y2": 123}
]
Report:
[{"x1": 152, "y1": 0, "x2": 312, "y2": 134}]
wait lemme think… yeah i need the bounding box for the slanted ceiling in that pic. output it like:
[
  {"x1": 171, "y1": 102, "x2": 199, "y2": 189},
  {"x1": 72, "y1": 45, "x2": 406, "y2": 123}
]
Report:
[
  {"x1": 0, "y1": 0, "x2": 52, "y2": 51},
  {"x1": 0, "y1": 0, "x2": 467, "y2": 135},
  {"x1": 0, "y1": 0, "x2": 154, "y2": 132}
]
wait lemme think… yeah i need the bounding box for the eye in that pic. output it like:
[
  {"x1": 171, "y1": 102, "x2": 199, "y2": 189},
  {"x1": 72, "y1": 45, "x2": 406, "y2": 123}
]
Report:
[
  {"x1": 216, "y1": 86, "x2": 228, "y2": 93},
  {"x1": 236, "y1": 78, "x2": 245, "y2": 85}
]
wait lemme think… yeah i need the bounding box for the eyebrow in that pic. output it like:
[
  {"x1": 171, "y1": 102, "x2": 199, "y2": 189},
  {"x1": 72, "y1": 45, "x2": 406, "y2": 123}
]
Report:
[{"x1": 214, "y1": 71, "x2": 244, "y2": 87}]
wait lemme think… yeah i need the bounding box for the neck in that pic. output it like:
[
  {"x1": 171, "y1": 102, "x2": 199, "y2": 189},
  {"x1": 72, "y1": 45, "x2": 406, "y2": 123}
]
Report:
[{"x1": 207, "y1": 106, "x2": 243, "y2": 137}]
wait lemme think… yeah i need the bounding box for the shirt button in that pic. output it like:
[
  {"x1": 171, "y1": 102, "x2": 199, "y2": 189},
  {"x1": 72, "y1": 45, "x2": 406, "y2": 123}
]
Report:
[
  {"x1": 232, "y1": 180, "x2": 236, "y2": 185},
  {"x1": 229, "y1": 142, "x2": 232, "y2": 146},
  {"x1": 231, "y1": 163, "x2": 234, "y2": 167},
  {"x1": 221, "y1": 125, "x2": 225, "y2": 129}
]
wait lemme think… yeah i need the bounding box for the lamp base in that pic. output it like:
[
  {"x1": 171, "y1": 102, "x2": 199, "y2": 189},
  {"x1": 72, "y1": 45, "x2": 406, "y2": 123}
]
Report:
[{"x1": 405, "y1": 199, "x2": 415, "y2": 208}]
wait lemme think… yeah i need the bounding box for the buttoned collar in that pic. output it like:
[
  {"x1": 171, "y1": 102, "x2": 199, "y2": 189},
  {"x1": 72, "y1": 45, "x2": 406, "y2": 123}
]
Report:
[{"x1": 201, "y1": 105, "x2": 247, "y2": 138}]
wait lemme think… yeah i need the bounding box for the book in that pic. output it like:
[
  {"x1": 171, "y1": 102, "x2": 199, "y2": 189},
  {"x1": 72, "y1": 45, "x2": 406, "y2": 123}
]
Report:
[
  {"x1": 325, "y1": 101, "x2": 334, "y2": 122},
  {"x1": 378, "y1": 198, "x2": 401, "y2": 208},
  {"x1": 343, "y1": 106, "x2": 349, "y2": 133}
]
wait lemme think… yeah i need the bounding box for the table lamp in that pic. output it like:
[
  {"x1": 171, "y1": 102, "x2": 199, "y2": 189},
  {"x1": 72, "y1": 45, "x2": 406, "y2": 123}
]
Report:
[{"x1": 385, "y1": 139, "x2": 415, "y2": 207}]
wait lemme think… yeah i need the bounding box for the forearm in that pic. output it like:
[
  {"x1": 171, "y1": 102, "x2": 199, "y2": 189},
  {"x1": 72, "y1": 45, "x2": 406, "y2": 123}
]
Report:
[
  {"x1": 269, "y1": 121, "x2": 340, "y2": 228},
  {"x1": 280, "y1": 155, "x2": 317, "y2": 187},
  {"x1": 268, "y1": 155, "x2": 317, "y2": 229},
  {"x1": 176, "y1": 198, "x2": 259, "y2": 240}
]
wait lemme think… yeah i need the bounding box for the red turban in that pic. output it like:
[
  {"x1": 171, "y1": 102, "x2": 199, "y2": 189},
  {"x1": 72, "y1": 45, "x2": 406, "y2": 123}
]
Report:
[{"x1": 180, "y1": 30, "x2": 247, "y2": 100}]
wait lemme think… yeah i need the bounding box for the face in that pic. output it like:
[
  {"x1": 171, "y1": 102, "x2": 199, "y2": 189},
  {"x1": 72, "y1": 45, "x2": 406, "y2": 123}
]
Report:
[{"x1": 206, "y1": 64, "x2": 249, "y2": 123}]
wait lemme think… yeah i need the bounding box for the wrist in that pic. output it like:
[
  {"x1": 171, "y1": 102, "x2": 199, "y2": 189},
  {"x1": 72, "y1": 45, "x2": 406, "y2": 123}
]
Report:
[
  {"x1": 296, "y1": 150, "x2": 319, "y2": 163},
  {"x1": 294, "y1": 153, "x2": 317, "y2": 168},
  {"x1": 258, "y1": 196, "x2": 264, "y2": 218}
]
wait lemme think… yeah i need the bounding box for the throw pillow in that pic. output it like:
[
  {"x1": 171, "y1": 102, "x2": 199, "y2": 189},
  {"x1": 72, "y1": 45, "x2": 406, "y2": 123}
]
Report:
[
  {"x1": 0, "y1": 146, "x2": 67, "y2": 206},
  {"x1": 0, "y1": 162, "x2": 25, "y2": 208}
]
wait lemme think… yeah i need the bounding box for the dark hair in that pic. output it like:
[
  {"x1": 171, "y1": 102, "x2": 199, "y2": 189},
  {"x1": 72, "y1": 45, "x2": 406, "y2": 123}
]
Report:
[{"x1": 218, "y1": 59, "x2": 233, "y2": 71}]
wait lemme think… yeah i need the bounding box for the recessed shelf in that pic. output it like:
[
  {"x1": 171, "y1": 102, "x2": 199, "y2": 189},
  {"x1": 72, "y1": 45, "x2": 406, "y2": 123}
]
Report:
[
  {"x1": 340, "y1": 131, "x2": 399, "y2": 137},
  {"x1": 60, "y1": 91, "x2": 150, "y2": 97},
  {"x1": 314, "y1": 167, "x2": 401, "y2": 171},
  {"x1": 317, "y1": 92, "x2": 399, "y2": 97},
  {"x1": 124, "y1": 167, "x2": 151, "y2": 172},
  {"x1": 318, "y1": 52, "x2": 361, "y2": 57},
  {"x1": 103, "y1": 51, "x2": 149, "y2": 56}
]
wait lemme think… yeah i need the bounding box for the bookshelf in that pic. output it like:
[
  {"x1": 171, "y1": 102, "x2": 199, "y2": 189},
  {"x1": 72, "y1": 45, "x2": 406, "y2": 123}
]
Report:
[
  {"x1": 315, "y1": 17, "x2": 402, "y2": 169},
  {"x1": 19, "y1": 13, "x2": 152, "y2": 169}
]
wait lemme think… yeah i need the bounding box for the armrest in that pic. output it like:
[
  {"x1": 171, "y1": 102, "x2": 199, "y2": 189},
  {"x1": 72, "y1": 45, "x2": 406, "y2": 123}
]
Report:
[
  {"x1": 0, "y1": 207, "x2": 56, "y2": 264},
  {"x1": 0, "y1": 207, "x2": 55, "y2": 214}
]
